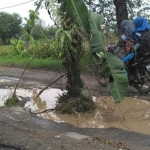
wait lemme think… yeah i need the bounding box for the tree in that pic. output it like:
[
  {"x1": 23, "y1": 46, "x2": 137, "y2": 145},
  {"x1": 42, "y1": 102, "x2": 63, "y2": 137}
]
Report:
[
  {"x1": 45, "y1": 0, "x2": 128, "y2": 113},
  {"x1": 31, "y1": 21, "x2": 57, "y2": 40},
  {"x1": 24, "y1": 0, "x2": 44, "y2": 52},
  {"x1": 31, "y1": 21, "x2": 45, "y2": 40},
  {"x1": 113, "y1": 0, "x2": 128, "y2": 33},
  {"x1": 45, "y1": 0, "x2": 96, "y2": 114},
  {"x1": 43, "y1": 26, "x2": 57, "y2": 40},
  {"x1": 0, "y1": 12, "x2": 22, "y2": 45},
  {"x1": 84, "y1": 0, "x2": 150, "y2": 32}
]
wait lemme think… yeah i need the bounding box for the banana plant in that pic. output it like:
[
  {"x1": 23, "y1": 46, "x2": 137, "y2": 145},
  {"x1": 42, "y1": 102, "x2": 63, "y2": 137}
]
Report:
[
  {"x1": 45, "y1": 0, "x2": 60, "y2": 25},
  {"x1": 64, "y1": 0, "x2": 128, "y2": 102}
]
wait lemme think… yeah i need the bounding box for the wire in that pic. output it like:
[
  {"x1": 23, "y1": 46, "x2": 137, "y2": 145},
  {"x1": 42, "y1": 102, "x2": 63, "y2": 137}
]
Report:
[{"x1": 0, "y1": 0, "x2": 35, "y2": 9}]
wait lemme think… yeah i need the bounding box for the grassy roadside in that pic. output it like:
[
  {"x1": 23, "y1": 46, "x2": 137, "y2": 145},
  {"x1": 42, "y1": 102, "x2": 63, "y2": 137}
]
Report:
[
  {"x1": 0, "y1": 45, "x2": 91, "y2": 71},
  {"x1": 0, "y1": 55, "x2": 63, "y2": 69},
  {"x1": 0, "y1": 45, "x2": 63, "y2": 70}
]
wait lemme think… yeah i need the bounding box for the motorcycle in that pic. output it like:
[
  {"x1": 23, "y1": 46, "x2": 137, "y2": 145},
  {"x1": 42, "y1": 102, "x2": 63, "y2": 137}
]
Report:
[
  {"x1": 125, "y1": 49, "x2": 150, "y2": 93},
  {"x1": 98, "y1": 42, "x2": 150, "y2": 93}
]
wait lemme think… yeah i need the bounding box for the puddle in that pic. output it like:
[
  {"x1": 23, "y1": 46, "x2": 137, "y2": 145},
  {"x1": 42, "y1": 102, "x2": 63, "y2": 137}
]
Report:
[
  {"x1": 0, "y1": 75, "x2": 46, "y2": 88},
  {"x1": 0, "y1": 76, "x2": 19, "y2": 83},
  {"x1": 0, "y1": 88, "x2": 150, "y2": 135}
]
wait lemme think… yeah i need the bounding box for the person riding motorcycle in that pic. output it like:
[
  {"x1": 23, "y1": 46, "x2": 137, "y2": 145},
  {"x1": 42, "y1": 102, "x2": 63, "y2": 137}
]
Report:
[
  {"x1": 113, "y1": 20, "x2": 136, "y2": 63},
  {"x1": 107, "y1": 18, "x2": 150, "y2": 93},
  {"x1": 133, "y1": 17, "x2": 150, "y2": 53}
]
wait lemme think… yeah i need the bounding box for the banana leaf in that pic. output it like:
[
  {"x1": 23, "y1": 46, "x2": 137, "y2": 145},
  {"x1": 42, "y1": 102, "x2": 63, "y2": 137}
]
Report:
[
  {"x1": 65, "y1": 0, "x2": 90, "y2": 32},
  {"x1": 89, "y1": 11, "x2": 128, "y2": 102},
  {"x1": 64, "y1": 0, "x2": 129, "y2": 102},
  {"x1": 45, "y1": 0, "x2": 60, "y2": 25}
]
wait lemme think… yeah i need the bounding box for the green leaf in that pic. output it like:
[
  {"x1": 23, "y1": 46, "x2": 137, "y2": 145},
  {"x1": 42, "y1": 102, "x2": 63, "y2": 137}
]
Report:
[
  {"x1": 89, "y1": 11, "x2": 128, "y2": 102},
  {"x1": 89, "y1": 12, "x2": 105, "y2": 54},
  {"x1": 61, "y1": 0, "x2": 128, "y2": 102},
  {"x1": 104, "y1": 52, "x2": 128, "y2": 102},
  {"x1": 45, "y1": 0, "x2": 60, "y2": 25},
  {"x1": 65, "y1": 0, "x2": 90, "y2": 32}
]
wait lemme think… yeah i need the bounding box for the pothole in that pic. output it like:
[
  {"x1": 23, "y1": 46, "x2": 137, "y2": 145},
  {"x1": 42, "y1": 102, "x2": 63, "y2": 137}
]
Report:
[{"x1": 0, "y1": 88, "x2": 150, "y2": 135}]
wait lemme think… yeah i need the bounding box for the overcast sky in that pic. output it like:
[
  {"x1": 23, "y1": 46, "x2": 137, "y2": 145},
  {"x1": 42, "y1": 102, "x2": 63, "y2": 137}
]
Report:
[
  {"x1": 0, "y1": 0, "x2": 150, "y2": 26},
  {"x1": 0, "y1": 0, "x2": 54, "y2": 26}
]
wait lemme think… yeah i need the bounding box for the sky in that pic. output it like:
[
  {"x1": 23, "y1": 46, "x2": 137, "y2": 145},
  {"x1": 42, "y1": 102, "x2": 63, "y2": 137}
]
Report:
[
  {"x1": 0, "y1": 0, "x2": 54, "y2": 26},
  {"x1": 0, "y1": 0, "x2": 150, "y2": 26}
]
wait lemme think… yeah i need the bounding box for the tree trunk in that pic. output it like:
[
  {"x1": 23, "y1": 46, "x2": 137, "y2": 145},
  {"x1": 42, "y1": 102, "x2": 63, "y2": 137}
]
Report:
[
  {"x1": 65, "y1": 34, "x2": 83, "y2": 97},
  {"x1": 66, "y1": 56, "x2": 83, "y2": 97},
  {"x1": 113, "y1": 0, "x2": 128, "y2": 34},
  {"x1": 24, "y1": 0, "x2": 44, "y2": 52}
]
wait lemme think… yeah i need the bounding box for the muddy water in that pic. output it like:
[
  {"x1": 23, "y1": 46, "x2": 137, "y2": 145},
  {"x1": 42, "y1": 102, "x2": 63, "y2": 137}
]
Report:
[
  {"x1": 0, "y1": 88, "x2": 150, "y2": 135},
  {"x1": 34, "y1": 95, "x2": 150, "y2": 135}
]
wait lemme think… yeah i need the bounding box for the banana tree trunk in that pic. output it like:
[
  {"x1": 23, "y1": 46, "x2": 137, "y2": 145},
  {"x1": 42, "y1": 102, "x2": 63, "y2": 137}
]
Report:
[{"x1": 66, "y1": 56, "x2": 83, "y2": 97}]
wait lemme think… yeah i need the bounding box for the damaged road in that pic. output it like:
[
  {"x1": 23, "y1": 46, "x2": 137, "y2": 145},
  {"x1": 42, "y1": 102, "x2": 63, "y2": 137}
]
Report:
[
  {"x1": 0, "y1": 66, "x2": 150, "y2": 150},
  {"x1": 0, "y1": 106, "x2": 150, "y2": 150}
]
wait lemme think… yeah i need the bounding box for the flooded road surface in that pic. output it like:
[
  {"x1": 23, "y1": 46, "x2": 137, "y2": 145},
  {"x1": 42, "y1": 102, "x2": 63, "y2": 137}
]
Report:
[
  {"x1": 0, "y1": 87, "x2": 150, "y2": 135},
  {"x1": 0, "y1": 66, "x2": 150, "y2": 135}
]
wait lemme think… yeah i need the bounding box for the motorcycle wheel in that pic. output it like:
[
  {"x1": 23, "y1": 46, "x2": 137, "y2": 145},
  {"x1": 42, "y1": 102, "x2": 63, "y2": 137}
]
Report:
[{"x1": 133, "y1": 68, "x2": 150, "y2": 93}]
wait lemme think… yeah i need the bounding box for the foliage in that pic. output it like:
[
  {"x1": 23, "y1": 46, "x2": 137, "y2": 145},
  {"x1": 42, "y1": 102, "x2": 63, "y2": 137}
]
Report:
[
  {"x1": 84, "y1": 0, "x2": 150, "y2": 30},
  {"x1": 5, "y1": 94, "x2": 19, "y2": 107},
  {"x1": 23, "y1": 10, "x2": 40, "y2": 40},
  {"x1": 0, "y1": 38, "x2": 3, "y2": 45},
  {"x1": 0, "y1": 45, "x2": 12, "y2": 56},
  {"x1": 47, "y1": 0, "x2": 91, "y2": 97},
  {"x1": 0, "y1": 54, "x2": 63, "y2": 69},
  {"x1": 10, "y1": 38, "x2": 25, "y2": 56},
  {"x1": 64, "y1": 0, "x2": 128, "y2": 102},
  {"x1": 104, "y1": 31, "x2": 118, "y2": 45},
  {"x1": 45, "y1": 0, "x2": 61, "y2": 25},
  {"x1": 0, "y1": 12, "x2": 22, "y2": 44},
  {"x1": 31, "y1": 22, "x2": 57, "y2": 40},
  {"x1": 28, "y1": 39, "x2": 63, "y2": 59}
]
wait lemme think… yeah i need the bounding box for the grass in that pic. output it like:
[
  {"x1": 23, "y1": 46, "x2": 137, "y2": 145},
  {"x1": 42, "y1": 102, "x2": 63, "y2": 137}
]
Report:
[
  {"x1": 0, "y1": 45, "x2": 13, "y2": 55},
  {"x1": 0, "y1": 55, "x2": 63, "y2": 70},
  {"x1": 0, "y1": 45, "x2": 91, "y2": 71},
  {"x1": 0, "y1": 45, "x2": 63, "y2": 69}
]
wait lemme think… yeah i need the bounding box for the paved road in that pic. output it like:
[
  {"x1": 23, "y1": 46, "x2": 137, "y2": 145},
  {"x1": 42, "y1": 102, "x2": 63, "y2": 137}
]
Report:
[
  {"x1": 0, "y1": 106, "x2": 150, "y2": 150},
  {"x1": 0, "y1": 66, "x2": 150, "y2": 150}
]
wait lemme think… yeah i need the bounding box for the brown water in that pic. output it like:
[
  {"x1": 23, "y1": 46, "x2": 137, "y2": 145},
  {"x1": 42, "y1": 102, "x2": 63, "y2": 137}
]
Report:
[
  {"x1": 0, "y1": 88, "x2": 150, "y2": 135},
  {"x1": 55, "y1": 97, "x2": 150, "y2": 134},
  {"x1": 25, "y1": 89, "x2": 150, "y2": 135}
]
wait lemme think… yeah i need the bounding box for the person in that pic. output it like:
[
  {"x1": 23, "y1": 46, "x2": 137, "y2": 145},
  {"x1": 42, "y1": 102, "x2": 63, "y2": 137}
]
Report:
[
  {"x1": 120, "y1": 20, "x2": 135, "y2": 39},
  {"x1": 134, "y1": 16, "x2": 150, "y2": 33},
  {"x1": 114, "y1": 20, "x2": 136, "y2": 63},
  {"x1": 108, "y1": 20, "x2": 136, "y2": 82},
  {"x1": 133, "y1": 17, "x2": 150, "y2": 52}
]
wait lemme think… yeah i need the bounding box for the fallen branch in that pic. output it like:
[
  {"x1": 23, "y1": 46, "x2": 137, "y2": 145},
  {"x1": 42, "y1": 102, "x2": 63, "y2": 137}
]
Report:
[
  {"x1": 29, "y1": 108, "x2": 55, "y2": 115},
  {"x1": 35, "y1": 74, "x2": 66, "y2": 99},
  {"x1": 13, "y1": 57, "x2": 35, "y2": 96}
]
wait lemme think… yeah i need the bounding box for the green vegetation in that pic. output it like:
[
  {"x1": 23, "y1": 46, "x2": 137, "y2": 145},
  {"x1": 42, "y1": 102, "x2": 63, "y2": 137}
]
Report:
[
  {"x1": 0, "y1": 45, "x2": 91, "y2": 70},
  {"x1": 0, "y1": 0, "x2": 148, "y2": 113},
  {"x1": 4, "y1": 94, "x2": 19, "y2": 107},
  {"x1": 61, "y1": 0, "x2": 128, "y2": 102},
  {"x1": 84, "y1": 0, "x2": 150, "y2": 32},
  {"x1": 0, "y1": 12, "x2": 22, "y2": 45},
  {"x1": 0, "y1": 45, "x2": 61, "y2": 68}
]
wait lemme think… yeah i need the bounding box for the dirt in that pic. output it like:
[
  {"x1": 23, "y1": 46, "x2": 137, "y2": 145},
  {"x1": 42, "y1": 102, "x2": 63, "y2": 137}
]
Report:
[{"x1": 0, "y1": 66, "x2": 150, "y2": 150}]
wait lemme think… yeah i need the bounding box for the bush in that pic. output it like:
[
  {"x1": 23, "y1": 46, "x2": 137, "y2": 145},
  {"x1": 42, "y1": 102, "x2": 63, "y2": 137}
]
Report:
[{"x1": 0, "y1": 38, "x2": 3, "y2": 45}]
